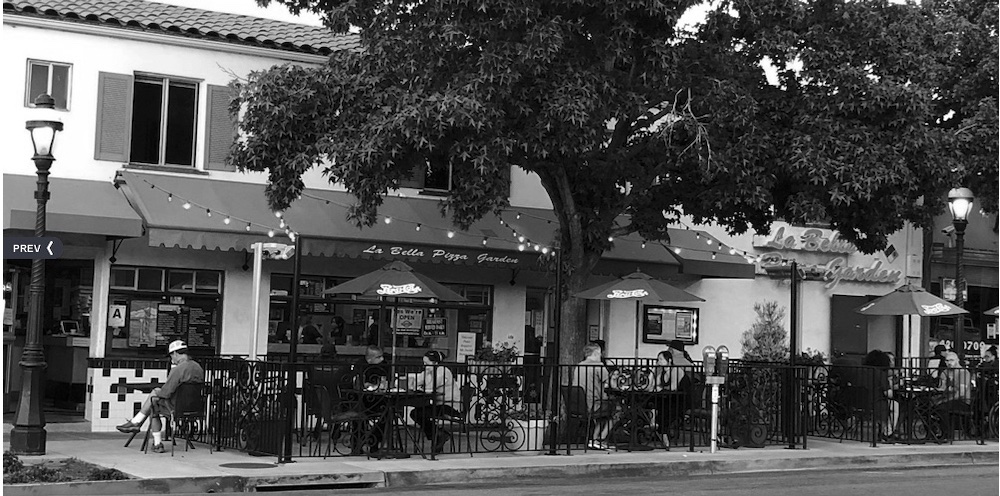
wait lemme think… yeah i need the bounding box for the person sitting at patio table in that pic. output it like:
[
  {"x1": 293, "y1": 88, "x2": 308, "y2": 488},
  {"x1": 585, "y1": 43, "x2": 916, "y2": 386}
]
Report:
[
  {"x1": 354, "y1": 346, "x2": 391, "y2": 453},
  {"x1": 408, "y1": 351, "x2": 461, "y2": 454},
  {"x1": 572, "y1": 343, "x2": 616, "y2": 450},
  {"x1": 862, "y1": 350, "x2": 899, "y2": 442},
  {"x1": 116, "y1": 340, "x2": 204, "y2": 453},
  {"x1": 648, "y1": 350, "x2": 686, "y2": 449},
  {"x1": 934, "y1": 351, "x2": 973, "y2": 435}
]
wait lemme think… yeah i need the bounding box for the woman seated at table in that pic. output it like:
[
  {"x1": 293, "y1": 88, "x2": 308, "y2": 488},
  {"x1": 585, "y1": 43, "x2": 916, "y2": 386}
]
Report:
[
  {"x1": 648, "y1": 350, "x2": 690, "y2": 449},
  {"x1": 408, "y1": 351, "x2": 461, "y2": 453},
  {"x1": 862, "y1": 350, "x2": 899, "y2": 442}
]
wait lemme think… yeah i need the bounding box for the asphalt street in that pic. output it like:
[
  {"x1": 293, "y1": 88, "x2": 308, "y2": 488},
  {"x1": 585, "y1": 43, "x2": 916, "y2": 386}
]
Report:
[{"x1": 249, "y1": 465, "x2": 998, "y2": 496}]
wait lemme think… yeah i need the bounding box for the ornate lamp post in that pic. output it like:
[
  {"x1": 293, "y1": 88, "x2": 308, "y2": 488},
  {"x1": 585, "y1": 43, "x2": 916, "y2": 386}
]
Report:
[
  {"x1": 947, "y1": 187, "x2": 974, "y2": 360},
  {"x1": 10, "y1": 94, "x2": 63, "y2": 454}
]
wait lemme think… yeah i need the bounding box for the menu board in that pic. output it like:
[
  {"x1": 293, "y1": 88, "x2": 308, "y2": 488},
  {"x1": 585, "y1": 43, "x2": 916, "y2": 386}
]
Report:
[
  {"x1": 423, "y1": 317, "x2": 447, "y2": 337},
  {"x1": 186, "y1": 304, "x2": 216, "y2": 347},
  {"x1": 155, "y1": 304, "x2": 186, "y2": 346}
]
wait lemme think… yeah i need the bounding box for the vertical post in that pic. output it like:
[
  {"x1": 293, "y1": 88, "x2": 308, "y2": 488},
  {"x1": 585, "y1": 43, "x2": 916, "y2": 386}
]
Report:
[
  {"x1": 281, "y1": 235, "x2": 302, "y2": 464},
  {"x1": 547, "y1": 247, "x2": 563, "y2": 455},
  {"x1": 249, "y1": 243, "x2": 264, "y2": 360},
  {"x1": 954, "y1": 220, "x2": 967, "y2": 359},
  {"x1": 786, "y1": 260, "x2": 799, "y2": 449},
  {"x1": 9, "y1": 156, "x2": 52, "y2": 455}
]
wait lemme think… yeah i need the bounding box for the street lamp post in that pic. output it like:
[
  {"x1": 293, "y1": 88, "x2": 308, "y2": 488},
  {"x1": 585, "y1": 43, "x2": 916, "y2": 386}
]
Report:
[
  {"x1": 10, "y1": 94, "x2": 63, "y2": 455},
  {"x1": 947, "y1": 187, "x2": 974, "y2": 360}
]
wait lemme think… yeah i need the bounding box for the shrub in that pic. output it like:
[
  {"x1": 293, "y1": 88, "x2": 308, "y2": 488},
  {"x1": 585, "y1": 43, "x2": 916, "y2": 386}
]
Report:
[
  {"x1": 740, "y1": 301, "x2": 789, "y2": 361},
  {"x1": 4, "y1": 465, "x2": 70, "y2": 484},
  {"x1": 3, "y1": 451, "x2": 23, "y2": 474},
  {"x1": 88, "y1": 467, "x2": 130, "y2": 481}
]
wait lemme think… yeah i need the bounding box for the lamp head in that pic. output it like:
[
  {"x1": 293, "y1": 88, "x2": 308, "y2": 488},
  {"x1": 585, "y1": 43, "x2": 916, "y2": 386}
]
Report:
[
  {"x1": 947, "y1": 187, "x2": 975, "y2": 222},
  {"x1": 25, "y1": 94, "x2": 63, "y2": 157}
]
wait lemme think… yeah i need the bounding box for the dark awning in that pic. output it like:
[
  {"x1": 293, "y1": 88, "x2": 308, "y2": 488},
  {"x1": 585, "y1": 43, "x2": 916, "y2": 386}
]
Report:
[
  {"x1": 3, "y1": 174, "x2": 143, "y2": 238},
  {"x1": 115, "y1": 170, "x2": 753, "y2": 278}
]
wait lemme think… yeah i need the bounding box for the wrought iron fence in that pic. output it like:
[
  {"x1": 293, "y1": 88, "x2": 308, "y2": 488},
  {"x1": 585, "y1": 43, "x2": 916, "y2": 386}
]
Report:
[
  {"x1": 188, "y1": 356, "x2": 994, "y2": 461},
  {"x1": 803, "y1": 362, "x2": 997, "y2": 446}
]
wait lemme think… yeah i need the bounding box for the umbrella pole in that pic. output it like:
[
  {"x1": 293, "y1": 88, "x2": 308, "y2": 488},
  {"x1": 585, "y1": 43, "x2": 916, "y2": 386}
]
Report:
[{"x1": 634, "y1": 300, "x2": 641, "y2": 360}]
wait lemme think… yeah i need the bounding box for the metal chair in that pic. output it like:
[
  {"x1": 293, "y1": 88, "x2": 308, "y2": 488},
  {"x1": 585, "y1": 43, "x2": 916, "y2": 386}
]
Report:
[{"x1": 167, "y1": 382, "x2": 210, "y2": 456}]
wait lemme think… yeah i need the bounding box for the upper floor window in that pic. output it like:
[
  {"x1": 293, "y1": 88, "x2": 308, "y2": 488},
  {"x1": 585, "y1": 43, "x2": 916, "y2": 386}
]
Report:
[
  {"x1": 25, "y1": 60, "x2": 71, "y2": 110},
  {"x1": 130, "y1": 75, "x2": 198, "y2": 167},
  {"x1": 399, "y1": 159, "x2": 453, "y2": 193}
]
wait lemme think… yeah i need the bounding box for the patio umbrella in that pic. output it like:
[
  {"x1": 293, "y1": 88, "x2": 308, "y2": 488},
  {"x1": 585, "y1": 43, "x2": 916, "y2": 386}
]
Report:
[
  {"x1": 985, "y1": 306, "x2": 999, "y2": 317},
  {"x1": 574, "y1": 270, "x2": 704, "y2": 358},
  {"x1": 854, "y1": 283, "x2": 968, "y2": 359},
  {"x1": 323, "y1": 261, "x2": 466, "y2": 360}
]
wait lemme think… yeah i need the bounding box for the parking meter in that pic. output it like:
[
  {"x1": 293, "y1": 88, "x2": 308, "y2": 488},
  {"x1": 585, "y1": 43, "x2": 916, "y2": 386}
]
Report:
[
  {"x1": 702, "y1": 346, "x2": 717, "y2": 376},
  {"x1": 716, "y1": 345, "x2": 729, "y2": 378}
]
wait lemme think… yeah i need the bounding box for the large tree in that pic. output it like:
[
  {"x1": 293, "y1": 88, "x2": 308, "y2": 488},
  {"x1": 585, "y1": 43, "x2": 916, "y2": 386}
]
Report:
[{"x1": 232, "y1": 0, "x2": 997, "y2": 362}]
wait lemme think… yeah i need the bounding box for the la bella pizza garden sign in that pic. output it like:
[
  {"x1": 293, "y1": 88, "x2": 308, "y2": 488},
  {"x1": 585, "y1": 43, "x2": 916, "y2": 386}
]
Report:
[{"x1": 753, "y1": 226, "x2": 902, "y2": 290}]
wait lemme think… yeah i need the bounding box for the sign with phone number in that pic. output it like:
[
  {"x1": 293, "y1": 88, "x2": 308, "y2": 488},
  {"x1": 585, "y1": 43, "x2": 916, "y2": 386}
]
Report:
[{"x1": 934, "y1": 339, "x2": 987, "y2": 356}]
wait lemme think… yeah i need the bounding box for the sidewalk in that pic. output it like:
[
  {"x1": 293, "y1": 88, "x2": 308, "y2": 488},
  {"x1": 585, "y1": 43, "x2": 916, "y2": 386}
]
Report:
[{"x1": 4, "y1": 421, "x2": 998, "y2": 495}]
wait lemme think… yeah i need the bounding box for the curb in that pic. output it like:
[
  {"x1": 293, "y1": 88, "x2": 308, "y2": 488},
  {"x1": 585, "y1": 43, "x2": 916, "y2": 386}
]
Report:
[
  {"x1": 3, "y1": 450, "x2": 995, "y2": 494},
  {"x1": 382, "y1": 451, "x2": 995, "y2": 488}
]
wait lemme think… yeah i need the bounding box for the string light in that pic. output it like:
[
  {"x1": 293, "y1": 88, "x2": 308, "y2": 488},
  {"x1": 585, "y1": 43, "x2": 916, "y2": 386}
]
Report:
[
  {"x1": 518, "y1": 244, "x2": 526, "y2": 251},
  {"x1": 206, "y1": 209, "x2": 212, "y2": 217},
  {"x1": 674, "y1": 247, "x2": 682, "y2": 254},
  {"x1": 482, "y1": 237, "x2": 488, "y2": 245},
  {"x1": 608, "y1": 236, "x2": 614, "y2": 242},
  {"x1": 167, "y1": 193, "x2": 172, "y2": 202},
  {"x1": 641, "y1": 241, "x2": 646, "y2": 249},
  {"x1": 384, "y1": 217, "x2": 392, "y2": 224},
  {"x1": 279, "y1": 219, "x2": 286, "y2": 228},
  {"x1": 246, "y1": 223, "x2": 252, "y2": 232},
  {"x1": 415, "y1": 224, "x2": 422, "y2": 231},
  {"x1": 182, "y1": 201, "x2": 191, "y2": 210},
  {"x1": 518, "y1": 235, "x2": 526, "y2": 243},
  {"x1": 267, "y1": 230, "x2": 275, "y2": 238},
  {"x1": 447, "y1": 230, "x2": 455, "y2": 238},
  {"x1": 711, "y1": 252, "x2": 717, "y2": 259},
  {"x1": 275, "y1": 211, "x2": 283, "y2": 219},
  {"x1": 224, "y1": 216, "x2": 231, "y2": 225}
]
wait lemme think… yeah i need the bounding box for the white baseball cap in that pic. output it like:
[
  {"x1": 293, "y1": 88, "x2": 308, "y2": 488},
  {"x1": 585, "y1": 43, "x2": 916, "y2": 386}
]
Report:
[{"x1": 167, "y1": 340, "x2": 188, "y2": 354}]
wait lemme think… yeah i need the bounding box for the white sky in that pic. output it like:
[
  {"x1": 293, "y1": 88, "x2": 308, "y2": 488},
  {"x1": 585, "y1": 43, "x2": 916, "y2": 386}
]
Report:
[{"x1": 150, "y1": 0, "x2": 324, "y2": 26}]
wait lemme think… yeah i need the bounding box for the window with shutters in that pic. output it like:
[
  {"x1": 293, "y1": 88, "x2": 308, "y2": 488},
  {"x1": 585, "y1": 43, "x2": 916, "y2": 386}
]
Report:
[
  {"x1": 129, "y1": 75, "x2": 198, "y2": 167},
  {"x1": 25, "y1": 60, "x2": 71, "y2": 110}
]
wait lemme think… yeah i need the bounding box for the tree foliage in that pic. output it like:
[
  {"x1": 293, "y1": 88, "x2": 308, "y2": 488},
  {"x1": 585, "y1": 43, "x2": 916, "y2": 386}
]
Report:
[{"x1": 233, "y1": 0, "x2": 998, "y2": 361}]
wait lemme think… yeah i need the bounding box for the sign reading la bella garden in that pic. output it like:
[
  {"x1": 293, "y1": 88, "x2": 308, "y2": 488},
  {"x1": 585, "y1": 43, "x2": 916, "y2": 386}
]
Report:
[{"x1": 753, "y1": 226, "x2": 902, "y2": 290}]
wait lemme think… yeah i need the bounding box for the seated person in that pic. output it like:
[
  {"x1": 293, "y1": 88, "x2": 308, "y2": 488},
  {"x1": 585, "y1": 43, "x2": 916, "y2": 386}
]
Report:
[
  {"x1": 571, "y1": 343, "x2": 616, "y2": 450},
  {"x1": 116, "y1": 341, "x2": 204, "y2": 453},
  {"x1": 300, "y1": 315, "x2": 322, "y2": 344},
  {"x1": 648, "y1": 350, "x2": 690, "y2": 448},
  {"x1": 935, "y1": 351, "x2": 973, "y2": 433},
  {"x1": 354, "y1": 346, "x2": 391, "y2": 453},
  {"x1": 408, "y1": 351, "x2": 462, "y2": 454},
  {"x1": 862, "y1": 350, "x2": 899, "y2": 441}
]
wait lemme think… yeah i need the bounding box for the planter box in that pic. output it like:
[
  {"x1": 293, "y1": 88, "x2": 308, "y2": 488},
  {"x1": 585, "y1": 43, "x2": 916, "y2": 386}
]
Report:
[{"x1": 507, "y1": 418, "x2": 548, "y2": 451}]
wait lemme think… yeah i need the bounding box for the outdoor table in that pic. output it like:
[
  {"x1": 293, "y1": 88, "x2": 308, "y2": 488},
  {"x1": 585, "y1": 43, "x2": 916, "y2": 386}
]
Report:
[
  {"x1": 606, "y1": 388, "x2": 685, "y2": 451},
  {"x1": 894, "y1": 385, "x2": 945, "y2": 443},
  {"x1": 353, "y1": 388, "x2": 433, "y2": 459}
]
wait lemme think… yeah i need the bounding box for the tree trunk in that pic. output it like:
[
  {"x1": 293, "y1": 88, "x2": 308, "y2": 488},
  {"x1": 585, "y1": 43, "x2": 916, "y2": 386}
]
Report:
[{"x1": 557, "y1": 251, "x2": 599, "y2": 366}]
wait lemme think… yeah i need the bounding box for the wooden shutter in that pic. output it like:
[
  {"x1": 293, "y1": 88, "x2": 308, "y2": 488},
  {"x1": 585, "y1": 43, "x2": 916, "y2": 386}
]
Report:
[
  {"x1": 94, "y1": 72, "x2": 133, "y2": 162},
  {"x1": 204, "y1": 84, "x2": 236, "y2": 171}
]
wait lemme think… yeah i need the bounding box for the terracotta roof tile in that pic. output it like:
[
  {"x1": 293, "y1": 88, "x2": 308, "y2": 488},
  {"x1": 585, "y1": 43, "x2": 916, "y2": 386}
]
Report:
[{"x1": 4, "y1": 0, "x2": 358, "y2": 55}]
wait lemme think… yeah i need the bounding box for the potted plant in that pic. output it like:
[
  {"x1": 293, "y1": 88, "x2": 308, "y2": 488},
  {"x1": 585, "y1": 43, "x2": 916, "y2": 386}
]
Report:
[
  {"x1": 467, "y1": 339, "x2": 519, "y2": 376},
  {"x1": 506, "y1": 404, "x2": 554, "y2": 451}
]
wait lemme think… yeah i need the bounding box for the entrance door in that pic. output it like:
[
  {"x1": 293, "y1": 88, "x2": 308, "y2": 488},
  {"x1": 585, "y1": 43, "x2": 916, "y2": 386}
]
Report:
[{"x1": 830, "y1": 295, "x2": 870, "y2": 364}]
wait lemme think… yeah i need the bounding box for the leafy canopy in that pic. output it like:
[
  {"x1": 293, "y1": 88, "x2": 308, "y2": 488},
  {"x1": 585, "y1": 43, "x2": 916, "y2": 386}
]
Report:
[{"x1": 235, "y1": 0, "x2": 996, "y2": 259}]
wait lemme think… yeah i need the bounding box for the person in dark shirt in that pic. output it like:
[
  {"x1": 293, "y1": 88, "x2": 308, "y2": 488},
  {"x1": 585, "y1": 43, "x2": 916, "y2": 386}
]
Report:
[
  {"x1": 355, "y1": 346, "x2": 391, "y2": 454},
  {"x1": 300, "y1": 315, "x2": 322, "y2": 344}
]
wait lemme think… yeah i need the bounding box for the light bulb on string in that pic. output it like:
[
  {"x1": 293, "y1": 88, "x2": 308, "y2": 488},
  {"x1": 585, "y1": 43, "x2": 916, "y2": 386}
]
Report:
[
  {"x1": 167, "y1": 193, "x2": 172, "y2": 202},
  {"x1": 518, "y1": 235, "x2": 526, "y2": 243},
  {"x1": 608, "y1": 236, "x2": 614, "y2": 242},
  {"x1": 224, "y1": 216, "x2": 231, "y2": 225},
  {"x1": 533, "y1": 244, "x2": 541, "y2": 251},
  {"x1": 482, "y1": 237, "x2": 488, "y2": 245},
  {"x1": 518, "y1": 244, "x2": 526, "y2": 251},
  {"x1": 206, "y1": 209, "x2": 212, "y2": 217},
  {"x1": 267, "y1": 230, "x2": 275, "y2": 238},
  {"x1": 499, "y1": 219, "x2": 505, "y2": 226},
  {"x1": 447, "y1": 231, "x2": 455, "y2": 238},
  {"x1": 182, "y1": 201, "x2": 191, "y2": 210},
  {"x1": 729, "y1": 247, "x2": 736, "y2": 255},
  {"x1": 674, "y1": 247, "x2": 682, "y2": 254},
  {"x1": 384, "y1": 217, "x2": 392, "y2": 224},
  {"x1": 279, "y1": 219, "x2": 286, "y2": 228},
  {"x1": 712, "y1": 252, "x2": 717, "y2": 260},
  {"x1": 275, "y1": 211, "x2": 283, "y2": 219},
  {"x1": 415, "y1": 224, "x2": 421, "y2": 231},
  {"x1": 541, "y1": 247, "x2": 549, "y2": 255},
  {"x1": 288, "y1": 232, "x2": 296, "y2": 242},
  {"x1": 706, "y1": 238, "x2": 713, "y2": 245},
  {"x1": 641, "y1": 241, "x2": 646, "y2": 249},
  {"x1": 246, "y1": 222, "x2": 252, "y2": 232},
  {"x1": 516, "y1": 213, "x2": 521, "y2": 220}
]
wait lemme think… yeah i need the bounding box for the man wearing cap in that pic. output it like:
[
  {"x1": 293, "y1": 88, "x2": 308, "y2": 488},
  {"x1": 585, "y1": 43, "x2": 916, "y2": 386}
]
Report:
[{"x1": 116, "y1": 340, "x2": 205, "y2": 453}]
